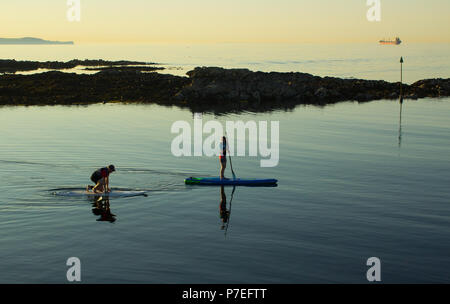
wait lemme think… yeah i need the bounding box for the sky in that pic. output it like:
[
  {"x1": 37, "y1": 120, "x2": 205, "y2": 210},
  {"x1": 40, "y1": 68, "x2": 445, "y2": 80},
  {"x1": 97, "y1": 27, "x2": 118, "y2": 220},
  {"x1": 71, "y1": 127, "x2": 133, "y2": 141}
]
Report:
[{"x1": 1, "y1": 0, "x2": 449, "y2": 43}]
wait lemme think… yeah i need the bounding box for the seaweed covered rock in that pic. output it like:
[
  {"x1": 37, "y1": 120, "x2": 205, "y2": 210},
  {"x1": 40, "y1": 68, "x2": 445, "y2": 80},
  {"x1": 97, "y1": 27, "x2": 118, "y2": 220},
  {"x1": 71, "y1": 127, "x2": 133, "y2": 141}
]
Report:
[{"x1": 0, "y1": 65, "x2": 449, "y2": 113}]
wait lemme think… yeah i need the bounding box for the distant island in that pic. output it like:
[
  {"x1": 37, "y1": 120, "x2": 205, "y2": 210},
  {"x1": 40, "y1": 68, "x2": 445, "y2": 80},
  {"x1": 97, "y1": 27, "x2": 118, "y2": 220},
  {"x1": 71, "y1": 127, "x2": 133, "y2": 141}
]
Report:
[{"x1": 0, "y1": 37, "x2": 74, "y2": 45}]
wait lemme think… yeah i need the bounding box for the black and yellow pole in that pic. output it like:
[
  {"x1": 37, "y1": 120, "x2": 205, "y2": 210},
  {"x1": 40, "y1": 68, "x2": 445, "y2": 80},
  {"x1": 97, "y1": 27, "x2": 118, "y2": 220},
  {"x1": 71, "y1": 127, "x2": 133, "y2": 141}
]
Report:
[{"x1": 399, "y1": 57, "x2": 404, "y2": 104}]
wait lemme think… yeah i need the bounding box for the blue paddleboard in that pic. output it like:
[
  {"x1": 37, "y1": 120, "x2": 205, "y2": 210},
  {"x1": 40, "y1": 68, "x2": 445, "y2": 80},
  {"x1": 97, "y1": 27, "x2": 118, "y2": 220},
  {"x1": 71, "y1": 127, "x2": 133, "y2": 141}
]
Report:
[{"x1": 185, "y1": 177, "x2": 278, "y2": 186}]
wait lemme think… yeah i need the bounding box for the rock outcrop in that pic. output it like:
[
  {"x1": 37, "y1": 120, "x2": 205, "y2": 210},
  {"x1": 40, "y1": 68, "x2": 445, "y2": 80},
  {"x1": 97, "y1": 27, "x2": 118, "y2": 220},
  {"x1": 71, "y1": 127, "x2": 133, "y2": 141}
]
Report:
[
  {"x1": 0, "y1": 66, "x2": 449, "y2": 113},
  {"x1": 0, "y1": 59, "x2": 158, "y2": 74}
]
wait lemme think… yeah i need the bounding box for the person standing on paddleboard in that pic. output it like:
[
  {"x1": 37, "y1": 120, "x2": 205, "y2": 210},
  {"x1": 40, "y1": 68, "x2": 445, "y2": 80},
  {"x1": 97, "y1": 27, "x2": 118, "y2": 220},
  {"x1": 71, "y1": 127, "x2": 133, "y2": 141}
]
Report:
[
  {"x1": 88, "y1": 165, "x2": 115, "y2": 193},
  {"x1": 219, "y1": 136, "x2": 230, "y2": 179}
]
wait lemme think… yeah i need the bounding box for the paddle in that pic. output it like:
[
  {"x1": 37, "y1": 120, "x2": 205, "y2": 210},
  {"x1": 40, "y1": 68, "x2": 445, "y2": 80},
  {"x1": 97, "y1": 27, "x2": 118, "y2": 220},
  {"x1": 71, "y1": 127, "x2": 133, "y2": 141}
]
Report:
[
  {"x1": 228, "y1": 153, "x2": 236, "y2": 180},
  {"x1": 223, "y1": 133, "x2": 236, "y2": 180}
]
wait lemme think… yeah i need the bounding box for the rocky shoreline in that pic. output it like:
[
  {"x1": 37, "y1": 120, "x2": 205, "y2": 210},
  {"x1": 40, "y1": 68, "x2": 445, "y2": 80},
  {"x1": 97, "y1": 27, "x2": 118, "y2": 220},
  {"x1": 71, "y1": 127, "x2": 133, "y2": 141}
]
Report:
[
  {"x1": 0, "y1": 66, "x2": 449, "y2": 113},
  {"x1": 0, "y1": 59, "x2": 158, "y2": 74}
]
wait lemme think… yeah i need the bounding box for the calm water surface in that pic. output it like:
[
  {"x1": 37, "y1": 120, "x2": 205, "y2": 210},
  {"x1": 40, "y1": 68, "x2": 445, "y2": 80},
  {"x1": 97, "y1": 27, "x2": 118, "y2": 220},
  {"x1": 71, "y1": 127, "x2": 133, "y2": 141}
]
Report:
[
  {"x1": 2, "y1": 43, "x2": 450, "y2": 83},
  {"x1": 0, "y1": 99, "x2": 449, "y2": 283}
]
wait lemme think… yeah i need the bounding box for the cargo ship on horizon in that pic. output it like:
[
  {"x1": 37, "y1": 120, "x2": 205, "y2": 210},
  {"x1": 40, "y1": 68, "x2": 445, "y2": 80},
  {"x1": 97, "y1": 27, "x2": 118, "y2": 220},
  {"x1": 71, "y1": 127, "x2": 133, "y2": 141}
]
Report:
[{"x1": 379, "y1": 37, "x2": 402, "y2": 45}]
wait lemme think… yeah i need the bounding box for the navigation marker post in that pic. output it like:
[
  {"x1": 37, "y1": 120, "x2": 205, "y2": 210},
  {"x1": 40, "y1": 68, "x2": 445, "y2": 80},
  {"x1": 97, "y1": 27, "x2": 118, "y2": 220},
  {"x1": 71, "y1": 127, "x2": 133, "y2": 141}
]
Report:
[{"x1": 400, "y1": 57, "x2": 404, "y2": 104}]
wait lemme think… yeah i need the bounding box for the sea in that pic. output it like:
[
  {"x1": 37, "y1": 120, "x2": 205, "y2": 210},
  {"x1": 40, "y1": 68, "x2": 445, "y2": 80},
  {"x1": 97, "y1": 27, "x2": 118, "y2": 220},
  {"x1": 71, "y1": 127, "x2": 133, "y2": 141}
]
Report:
[{"x1": 0, "y1": 43, "x2": 449, "y2": 283}]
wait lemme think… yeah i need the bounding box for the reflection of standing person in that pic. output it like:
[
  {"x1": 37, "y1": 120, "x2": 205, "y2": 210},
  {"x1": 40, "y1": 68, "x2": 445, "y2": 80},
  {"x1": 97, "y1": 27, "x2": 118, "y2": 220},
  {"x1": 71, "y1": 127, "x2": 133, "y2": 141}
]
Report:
[
  {"x1": 219, "y1": 136, "x2": 229, "y2": 179},
  {"x1": 219, "y1": 185, "x2": 230, "y2": 230}
]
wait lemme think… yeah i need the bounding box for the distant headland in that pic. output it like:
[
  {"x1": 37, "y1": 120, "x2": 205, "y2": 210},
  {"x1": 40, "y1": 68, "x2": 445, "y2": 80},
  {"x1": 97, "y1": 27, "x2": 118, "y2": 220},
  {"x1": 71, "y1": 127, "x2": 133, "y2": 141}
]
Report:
[{"x1": 0, "y1": 37, "x2": 74, "y2": 45}]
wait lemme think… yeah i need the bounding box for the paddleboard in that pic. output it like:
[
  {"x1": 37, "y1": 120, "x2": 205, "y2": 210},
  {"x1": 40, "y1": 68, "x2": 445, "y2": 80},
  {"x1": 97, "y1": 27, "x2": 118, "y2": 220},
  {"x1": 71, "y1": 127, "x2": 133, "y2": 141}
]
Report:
[
  {"x1": 185, "y1": 177, "x2": 278, "y2": 186},
  {"x1": 53, "y1": 190, "x2": 147, "y2": 197}
]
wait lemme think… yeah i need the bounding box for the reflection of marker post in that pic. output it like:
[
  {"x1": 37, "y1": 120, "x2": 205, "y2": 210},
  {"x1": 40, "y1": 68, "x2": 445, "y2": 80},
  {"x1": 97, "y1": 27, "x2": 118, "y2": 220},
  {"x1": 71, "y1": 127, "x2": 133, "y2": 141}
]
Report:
[
  {"x1": 399, "y1": 57, "x2": 404, "y2": 104},
  {"x1": 398, "y1": 101, "x2": 402, "y2": 148}
]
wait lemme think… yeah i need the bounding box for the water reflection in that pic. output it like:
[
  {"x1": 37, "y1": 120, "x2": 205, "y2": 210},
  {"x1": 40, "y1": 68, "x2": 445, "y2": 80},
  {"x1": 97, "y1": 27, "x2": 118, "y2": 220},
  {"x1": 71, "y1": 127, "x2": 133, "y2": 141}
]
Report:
[
  {"x1": 220, "y1": 186, "x2": 236, "y2": 236},
  {"x1": 398, "y1": 98, "x2": 403, "y2": 148},
  {"x1": 91, "y1": 197, "x2": 116, "y2": 223}
]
